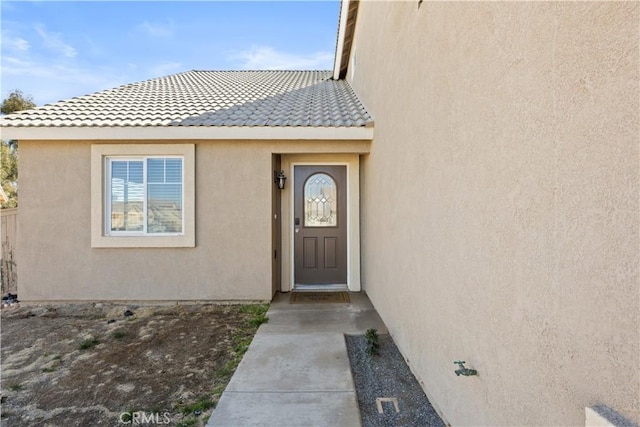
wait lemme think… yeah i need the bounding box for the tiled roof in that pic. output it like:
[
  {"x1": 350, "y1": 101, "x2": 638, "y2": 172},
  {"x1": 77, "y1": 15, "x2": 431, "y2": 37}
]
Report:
[{"x1": 0, "y1": 70, "x2": 372, "y2": 128}]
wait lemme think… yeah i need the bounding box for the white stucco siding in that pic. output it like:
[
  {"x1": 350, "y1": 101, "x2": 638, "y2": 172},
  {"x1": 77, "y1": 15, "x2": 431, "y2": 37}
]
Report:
[
  {"x1": 350, "y1": 2, "x2": 639, "y2": 425},
  {"x1": 17, "y1": 139, "x2": 369, "y2": 301}
]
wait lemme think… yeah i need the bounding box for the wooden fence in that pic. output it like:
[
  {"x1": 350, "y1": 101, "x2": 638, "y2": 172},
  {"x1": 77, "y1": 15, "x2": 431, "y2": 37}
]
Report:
[{"x1": 1, "y1": 208, "x2": 18, "y2": 294}]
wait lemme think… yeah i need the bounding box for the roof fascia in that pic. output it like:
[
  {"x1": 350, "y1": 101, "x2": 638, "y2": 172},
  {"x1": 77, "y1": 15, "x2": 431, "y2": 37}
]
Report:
[
  {"x1": 0, "y1": 126, "x2": 374, "y2": 141},
  {"x1": 333, "y1": 0, "x2": 352, "y2": 80}
]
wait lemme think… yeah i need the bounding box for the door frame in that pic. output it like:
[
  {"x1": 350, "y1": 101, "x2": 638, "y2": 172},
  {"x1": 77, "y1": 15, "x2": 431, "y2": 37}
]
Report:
[{"x1": 279, "y1": 154, "x2": 361, "y2": 292}]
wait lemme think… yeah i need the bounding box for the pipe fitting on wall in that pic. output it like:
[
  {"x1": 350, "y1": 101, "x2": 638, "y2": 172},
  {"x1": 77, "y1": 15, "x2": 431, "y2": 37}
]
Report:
[{"x1": 454, "y1": 361, "x2": 478, "y2": 377}]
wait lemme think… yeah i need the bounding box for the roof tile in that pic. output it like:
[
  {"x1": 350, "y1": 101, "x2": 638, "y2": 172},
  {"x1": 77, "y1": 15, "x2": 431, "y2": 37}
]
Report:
[{"x1": 1, "y1": 70, "x2": 372, "y2": 129}]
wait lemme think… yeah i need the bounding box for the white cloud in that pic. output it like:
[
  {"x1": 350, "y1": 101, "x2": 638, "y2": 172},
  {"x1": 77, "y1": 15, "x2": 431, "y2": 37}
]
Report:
[
  {"x1": 150, "y1": 61, "x2": 182, "y2": 77},
  {"x1": 228, "y1": 46, "x2": 333, "y2": 70},
  {"x1": 2, "y1": 56, "x2": 32, "y2": 68},
  {"x1": 0, "y1": 28, "x2": 178, "y2": 105},
  {"x1": 83, "y1": 36, "x2": 105, "y2": 57},
  {"x1": 35, "y1": 25, "x2": 77, "y2": 58},
  {"x1": 1, "y1": 55, "x2": 129, "y2": 105},
  {"x1": 138, "y1": 20, "x2": 174, "y2": 38},
  {"x1": 3, "y1": 36, "x2": 30, "y2": 52}
]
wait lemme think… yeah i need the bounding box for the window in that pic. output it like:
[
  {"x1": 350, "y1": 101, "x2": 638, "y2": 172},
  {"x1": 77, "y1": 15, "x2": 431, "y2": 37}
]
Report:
[
  {"x1": 304, "y1": 173, "x2": 338, "y2": 227},
  {"x1": 91, "y1": 144, "x2": 194, "y2": 248},
  {"x1": 107, "y1": 157, "x2": 183, "y2": 235}
]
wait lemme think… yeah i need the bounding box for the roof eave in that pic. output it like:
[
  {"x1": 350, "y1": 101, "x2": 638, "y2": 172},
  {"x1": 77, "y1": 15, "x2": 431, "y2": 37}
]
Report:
[
  {"x1": 333, "y1": 0, "x2": 359, "y2": 80},
  {"x1": 333, "y1": 0, "x2": 352, "y2": 80},
  {"x1": 0, "y1": 125, "x2": 374, "y2": 141}
]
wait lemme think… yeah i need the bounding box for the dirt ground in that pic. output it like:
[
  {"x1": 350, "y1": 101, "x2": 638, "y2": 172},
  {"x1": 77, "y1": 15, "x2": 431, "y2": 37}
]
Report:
[{"x1": 0, "y1": 302, "x2": 268, "y2": 427}]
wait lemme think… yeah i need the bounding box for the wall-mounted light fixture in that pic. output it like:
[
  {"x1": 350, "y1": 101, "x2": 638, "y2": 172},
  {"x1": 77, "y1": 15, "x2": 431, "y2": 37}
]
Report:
[{"x1": 274, "y1": 170, "x2": 287, "y2": 190}]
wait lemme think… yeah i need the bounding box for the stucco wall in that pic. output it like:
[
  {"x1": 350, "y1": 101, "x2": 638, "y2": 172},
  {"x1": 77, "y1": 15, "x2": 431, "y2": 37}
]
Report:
[
  {"x1": 350, "y1": 2, "x2": 639, "y2": 425},
  {"x1": 18, "y1": 139, "x2": 368, "y2": 301}
]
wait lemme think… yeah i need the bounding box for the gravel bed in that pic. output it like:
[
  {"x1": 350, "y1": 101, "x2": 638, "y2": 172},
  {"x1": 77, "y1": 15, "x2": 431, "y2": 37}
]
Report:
[{"x1": 346, "y1": 334, "x2": 446, "y2": 427}]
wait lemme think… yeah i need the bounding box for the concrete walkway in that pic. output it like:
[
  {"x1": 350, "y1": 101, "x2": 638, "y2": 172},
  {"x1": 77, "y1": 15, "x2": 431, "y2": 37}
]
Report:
[{"x1": 207, "y1": 292, "x2": 388, "y2": 427}]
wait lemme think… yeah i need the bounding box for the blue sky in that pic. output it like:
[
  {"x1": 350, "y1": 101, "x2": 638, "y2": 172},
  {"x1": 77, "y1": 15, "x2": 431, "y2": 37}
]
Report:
[{"x1": 1, "y1": 1, "x2": 341, "y2": 106}]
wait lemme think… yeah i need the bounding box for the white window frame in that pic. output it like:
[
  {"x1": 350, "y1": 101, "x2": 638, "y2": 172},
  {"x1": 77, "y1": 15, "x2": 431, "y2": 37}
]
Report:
[
  {"x1": 105, "y1": 155, "x2": 184, "y2": 236},
  {"x1": 91, "y1": 144, "x2": 195, "y2": 248}
]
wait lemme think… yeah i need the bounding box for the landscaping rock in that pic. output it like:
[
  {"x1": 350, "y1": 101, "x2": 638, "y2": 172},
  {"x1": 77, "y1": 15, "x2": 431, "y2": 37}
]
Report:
[{"x1": 346, "y1": 334, "x2": 445, "y2": 427}]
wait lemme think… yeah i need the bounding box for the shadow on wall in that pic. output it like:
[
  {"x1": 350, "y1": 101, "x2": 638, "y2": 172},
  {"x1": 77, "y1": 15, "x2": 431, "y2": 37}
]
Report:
[
  {"x1": 1, "y1": 208, "x2": 18, "y2": 295},
  {"x1": 586, "y1": 406, "x2": 639, "y2": 427}
]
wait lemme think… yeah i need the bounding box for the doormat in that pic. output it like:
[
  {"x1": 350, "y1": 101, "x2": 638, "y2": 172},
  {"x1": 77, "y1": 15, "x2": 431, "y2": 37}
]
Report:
[{"x1": 290, "y1": 292, "x2": 351, "y2": 304}]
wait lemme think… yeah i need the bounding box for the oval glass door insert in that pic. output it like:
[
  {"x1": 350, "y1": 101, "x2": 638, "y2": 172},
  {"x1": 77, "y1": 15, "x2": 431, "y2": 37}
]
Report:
[{"x1": 304, "y1": 173, "x2": 338, "y2": 227}]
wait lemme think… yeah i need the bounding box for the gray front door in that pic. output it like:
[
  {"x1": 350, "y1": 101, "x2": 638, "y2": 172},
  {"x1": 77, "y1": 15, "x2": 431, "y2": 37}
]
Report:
[{"x1": 294, "y1": 165, "x2": 348, "y2": 285}]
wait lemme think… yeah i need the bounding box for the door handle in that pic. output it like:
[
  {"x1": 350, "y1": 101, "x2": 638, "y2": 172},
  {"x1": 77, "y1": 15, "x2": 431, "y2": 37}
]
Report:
[{"x1": 295, "y1": 218, "x2": 300, "y2": 226}]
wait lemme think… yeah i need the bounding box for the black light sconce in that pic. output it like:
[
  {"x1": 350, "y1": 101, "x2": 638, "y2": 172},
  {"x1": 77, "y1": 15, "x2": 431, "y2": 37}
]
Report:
[{"x1": 274, "y1": 170, "x2": 287, "y2": 190}]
